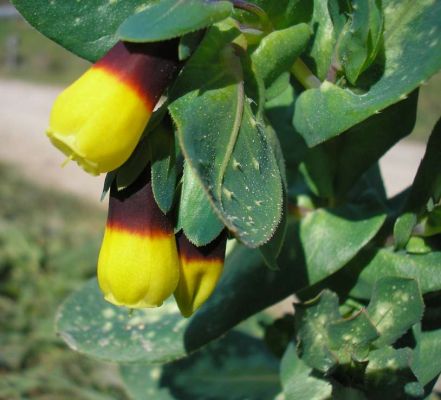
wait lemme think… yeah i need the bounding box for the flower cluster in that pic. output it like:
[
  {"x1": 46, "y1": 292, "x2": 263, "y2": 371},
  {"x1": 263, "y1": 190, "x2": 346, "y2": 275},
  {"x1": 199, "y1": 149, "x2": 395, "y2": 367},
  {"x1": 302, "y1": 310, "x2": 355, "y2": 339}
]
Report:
[
  {"x1": 98, "y1": 168, "x2": 226, "y2": 316},
  {"x1": 47, "y1": 41, "x2": 227, "y2": 316}
]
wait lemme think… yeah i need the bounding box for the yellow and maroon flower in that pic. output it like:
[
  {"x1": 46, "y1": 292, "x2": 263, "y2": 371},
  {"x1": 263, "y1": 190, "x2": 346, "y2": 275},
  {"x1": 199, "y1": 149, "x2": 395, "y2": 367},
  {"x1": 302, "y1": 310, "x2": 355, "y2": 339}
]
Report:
[
  {"x1": 97, "y1": 169, "x2": 179, "y2": 308},
  {"x1": 174, "y1": 233, "x2": 227, "y2": 317},
  {"x1": 47, "y1": 41, "x2": 178, "y2": 175}
]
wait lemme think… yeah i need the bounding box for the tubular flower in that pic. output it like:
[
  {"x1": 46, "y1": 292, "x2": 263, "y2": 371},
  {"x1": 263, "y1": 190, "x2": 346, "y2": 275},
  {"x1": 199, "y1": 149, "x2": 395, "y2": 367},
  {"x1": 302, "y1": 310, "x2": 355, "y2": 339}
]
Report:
[
  {"x1": 47, "y1": 41, "x2": 178, "y2": 175},
  {"x1": 174, "y1": 232, "x2": 227, "y2": 317},
  {"x1": 97, "y1": 169, "x2": 180, "y2": 308}
]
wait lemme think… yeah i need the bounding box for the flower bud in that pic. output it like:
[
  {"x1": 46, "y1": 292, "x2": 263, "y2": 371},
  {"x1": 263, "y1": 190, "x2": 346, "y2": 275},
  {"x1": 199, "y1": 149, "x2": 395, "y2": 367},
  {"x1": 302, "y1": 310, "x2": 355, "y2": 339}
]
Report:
[
  {"x1": 47, "y1": 41, "x2": 178, "y2": 175},
  {"x1": 174, "y1": 233, "x2": 227, "y2": 317},
  {"x1": 97, "y1": 169, "x2": 179, "y2": 308}
]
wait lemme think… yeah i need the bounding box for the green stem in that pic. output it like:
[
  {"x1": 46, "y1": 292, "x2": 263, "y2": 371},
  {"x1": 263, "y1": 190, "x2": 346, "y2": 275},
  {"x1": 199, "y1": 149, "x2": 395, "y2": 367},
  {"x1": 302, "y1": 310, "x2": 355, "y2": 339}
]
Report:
[
  {"x1": 291, "y1": 58, "x2": 322, "y2": 89},
  {"x1": 231, "y1": 0, "x2": 274, "y2": 32}
]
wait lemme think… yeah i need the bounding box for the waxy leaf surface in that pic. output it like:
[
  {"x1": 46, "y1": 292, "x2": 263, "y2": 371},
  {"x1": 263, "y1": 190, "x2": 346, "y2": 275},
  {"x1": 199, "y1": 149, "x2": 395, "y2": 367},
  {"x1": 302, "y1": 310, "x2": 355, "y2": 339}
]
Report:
[
  {"x1": 120, "y1": 331, "x2": 280, "y2": 400},
  {"x1": 12, "y1": 0, "x2": 149, "y2": 61},
  {"x1": 118, "y1": 0, "x2": 233, "y2": 42},
  {"x1": 294, "y1": 0, "x2": 441, "y2": 145}
]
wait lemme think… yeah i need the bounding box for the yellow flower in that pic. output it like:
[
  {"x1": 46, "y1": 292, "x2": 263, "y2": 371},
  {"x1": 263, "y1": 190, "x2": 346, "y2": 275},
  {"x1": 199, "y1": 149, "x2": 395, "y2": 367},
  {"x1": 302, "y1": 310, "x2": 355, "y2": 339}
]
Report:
[
  {"x1": 97, "y1": 169, "x2": 180, "y2": 308},
  {"x1": 47, "y1": 41, "x2": 177, "y2": 175},
  {"x1": 174, "y1": 233, "x2": 227, "y2": 317}
]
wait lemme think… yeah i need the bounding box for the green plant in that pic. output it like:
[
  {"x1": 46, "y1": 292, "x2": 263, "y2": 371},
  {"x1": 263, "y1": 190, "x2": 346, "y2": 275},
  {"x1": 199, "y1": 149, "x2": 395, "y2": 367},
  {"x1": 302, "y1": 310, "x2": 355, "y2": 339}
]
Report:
[{"x1": 10, "y1": 0, "x2": 441, "y2": 398}]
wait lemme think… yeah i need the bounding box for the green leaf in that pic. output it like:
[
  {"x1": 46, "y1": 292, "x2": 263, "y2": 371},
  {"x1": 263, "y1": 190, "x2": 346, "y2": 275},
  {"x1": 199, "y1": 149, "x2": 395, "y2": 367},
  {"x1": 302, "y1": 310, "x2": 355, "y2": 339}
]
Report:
[
  {"x1": 334, "y1": 90, "x2": 418, "y2": 196},
  {"x1": 345, "y1": 249, "x2": 441, "y2": 299},
  {"x1": 295, "y1": 290, "x2": 341, "y2": 372},
  {"x1": 170, "y1": 23, "x2": 282, "y2": 247},
  {"x1": 177, "y1": 162, "x2": 223, "y2": 246},
  {"x1": 337, "y1": 0, "x2": 373, "y2": 85},
  {"x1": 423, "y1": 204, "x2": 441, "y2": 237},
  {"x1": 11, "y1": 0, "x2": 149, "y2": 61},
  {"x1": 294, "y1": 0, "x2": 441, "y2": 146},
  {"x1": 56, "y1": 286, "x2": 187, "y2": 364},
  {"x1": 219, "y1": 103, "x2": 283, "y2": 246},
  {"x1": 332, "y1": 383, "x2": 368, "y2": 400},
  {"x1": 150, "y1": 125, "x2": 178, "y2": 214},
  {"x1": 264, "y1": 315, "x2": 296, "y2": 358},
  {"x1": 233, "y1": 0, "x2": 314, "y2": 30},
  {"x1": 56, "y1": 242, "x2": 298, "y2": 363},
  {"x1": 366, "y1": 277, "x2": 424, "y2": 347},
  {"x1": 120, "y1": 331, "x2": 280, "y2": 400},
  {"x1": 178, "y1": 30, "x2": 204, "y2": 61},
  {"x1": 101, "y1": 171, "x2": 116, "y2": 201},
  {"x1": 365, "y1": 347, "x2": 420, "y2": 400},
  {"x1": 252, "y1": 23, "x2": 311, "y2": 88},
  {"x1": 309, "y1": 0, "x2": 336, "y2": 80},
  {"x1": 259, "y1": 199, "x2": 288, "y2": 270},
  {"x1": 121, "y1": 364, "x2": 174, "y2": 400},
  {"x1": 393, "y1": 212, "x2": 418, "y2": 250},
  {"x1": 299, "y1": 143, "x2": 337, "y2": 198},
  {"x1": 365, "y1": 0, "x2": 384, "y2": 67},
  {"x1": 394, "y1": 118, "x2": 441, "y2": 248},
  {"x1": 118, "y1": 0, "x2": 233, "y2": 42},
  {"x1": 405, "y1": 237, "x2": 432, "y2": 255},
  {"x1": 115, "y1": 136, "x2": 151, "y2": 191},
  {"x1": 115, "y1": 110, "x2": 174, "y2": 192},
  {"x1": 265, "y1": 84, "x2": 308, "y2": 173},
  {"x1": 280, "y1": 344, "x2": 332, "y2": 400},
  {"x1": 328, "y1": 310, "x2": 379, "y2": 364},
  {"x1": 300, "y1": 201, "x2": 386, "y2": 285},
  {"x1": 412, "y1": 324, "x2": 441, "y2": 386}
]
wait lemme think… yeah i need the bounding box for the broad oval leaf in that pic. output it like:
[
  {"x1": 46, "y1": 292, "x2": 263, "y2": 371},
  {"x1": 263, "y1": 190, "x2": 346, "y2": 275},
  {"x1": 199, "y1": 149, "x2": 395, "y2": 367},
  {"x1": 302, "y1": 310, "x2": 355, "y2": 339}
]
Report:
[
  {"x1": 170, "y1": 23, "x2": 283, "y2": 247},
  {"x1": 366, "y1": 277, "x2": 424, "y2": 347},
  {"x1": 393, "y1": 117, "x2": 441, "y2": 248},
  {"x1": 295, "y1": 290, "x2": 341, "y2": 372},
  {"x1": 365, "y1": 347, "x2": 420, "y2": 399},
  {"x1": 11, "y1": 0, "x2": 149, "y2": 61},
  {"x1": 300, "y1": 201, "x2": 386, "y2": 285},
  {"x1": 118, "y1": 0, "x2": 233, "y2": 42},
  {"x1": 412, "y1": 324, "x2": 441, "y2": 387},
  {"x1": 349, "y1": 249, "x2": 441, "y2": 300},
  {"x1": 150, "y1": 125, "x2": 178, "y2": 214},
  {"x1": 335, "y1": 90, "x2": 418, "y2": 196},
  {"x1": 280, "y1": 344, "x2": 332, "y2": 400},
  {"x1": 177, "y1": 161, "x2": 223, "y2": 246},
  {"x1": 337, "y1": 0, "x2": 374, "y2": 85},
  {"x1": 251, "y1": 23, "x2": 311, "y2": 88},
  {"x1": 120, "y1": 331, "x2": 280, "y2": 400},
  {"x1": 309, "y1": 0, "x2": 336, "y2": 80}
]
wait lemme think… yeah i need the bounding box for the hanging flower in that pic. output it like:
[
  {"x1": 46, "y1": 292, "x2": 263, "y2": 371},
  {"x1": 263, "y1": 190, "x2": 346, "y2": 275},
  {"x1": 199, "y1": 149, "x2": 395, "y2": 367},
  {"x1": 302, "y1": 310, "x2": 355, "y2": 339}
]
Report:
[
  {"x1": 174, "y1": 232, "x2": 227, "y2": 317},
  {"x1": 47, "y1": 41, "x2": 178, "y2": 175},
  {"x1": 97, "y1": 169, "x2": 180, "y2": 308}
]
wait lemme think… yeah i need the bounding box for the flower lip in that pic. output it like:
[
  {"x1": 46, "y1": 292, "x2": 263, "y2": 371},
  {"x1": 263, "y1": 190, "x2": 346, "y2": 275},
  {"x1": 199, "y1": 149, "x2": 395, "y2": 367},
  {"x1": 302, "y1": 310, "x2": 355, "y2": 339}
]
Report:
[{"x1": 46, "y1": 130, "x2": 100, "y2": 175}]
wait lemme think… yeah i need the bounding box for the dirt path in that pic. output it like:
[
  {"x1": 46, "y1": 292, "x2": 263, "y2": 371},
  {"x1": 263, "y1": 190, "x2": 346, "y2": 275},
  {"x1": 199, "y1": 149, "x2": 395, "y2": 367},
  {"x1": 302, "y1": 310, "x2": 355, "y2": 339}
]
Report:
[
  {"x1": 0, "y1": 78, "x2": 426, "y2": 204},
  {"x1": 0, "y1": 78, "x2": 105, "y2": 206}
]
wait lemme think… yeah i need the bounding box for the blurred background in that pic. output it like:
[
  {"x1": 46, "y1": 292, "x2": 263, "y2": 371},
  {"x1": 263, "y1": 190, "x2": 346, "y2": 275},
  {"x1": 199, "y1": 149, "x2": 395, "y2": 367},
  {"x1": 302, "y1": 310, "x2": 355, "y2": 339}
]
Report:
[{"x1": 0, "y1": 2, "x2": 440, "y2": 399}]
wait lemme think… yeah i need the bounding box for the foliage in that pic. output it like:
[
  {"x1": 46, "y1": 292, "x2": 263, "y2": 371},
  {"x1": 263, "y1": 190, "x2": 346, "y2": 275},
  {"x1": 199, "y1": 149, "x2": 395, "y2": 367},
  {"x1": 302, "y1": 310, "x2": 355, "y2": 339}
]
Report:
[
  {"x1": 0, "y1": 164, "x2": 128, "y2": 399},
  {"x1": 8, "y1": 0, "x2": 441, "y2": 398},
  {"x1": 0, "y1": 19, "x2": 88, "y2": 84}
]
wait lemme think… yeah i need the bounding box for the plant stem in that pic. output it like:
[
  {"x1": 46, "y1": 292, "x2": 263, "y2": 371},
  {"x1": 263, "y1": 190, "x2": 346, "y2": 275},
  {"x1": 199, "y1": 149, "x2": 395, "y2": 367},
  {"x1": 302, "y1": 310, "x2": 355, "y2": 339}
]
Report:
[
  {"x1": 231, "y1": 0, "x2": 273, "y2": 32},
  {"x1": 291, "y1": 58, "x2": 322, "y2": 89}
]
